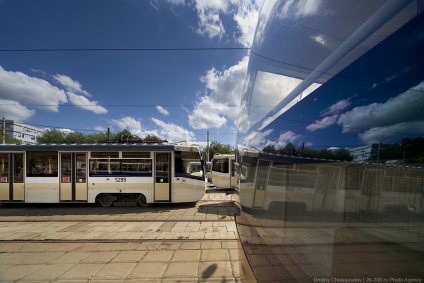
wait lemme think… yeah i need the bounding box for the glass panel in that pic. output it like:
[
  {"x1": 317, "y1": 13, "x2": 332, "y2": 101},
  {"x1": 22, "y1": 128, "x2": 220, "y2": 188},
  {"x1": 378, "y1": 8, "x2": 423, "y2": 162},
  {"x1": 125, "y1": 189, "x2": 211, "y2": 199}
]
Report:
[
  {"x1": 156, "y1": 153, "x2": 169, "y2": 183},
  {"x1": 174, "y1": 151, "x2": 204, "y2": 180},
  {"x1": 13, "y1": 154, "x2": 24, "y2": 183},
  {"x1": 90, "y1": 152, "x2": 119, "y2": 158},
  {"x1": 27, "y1": 152, "x2": 58, "y2": 177},
  {"x1": 122, "y1": 152, "x2": 150, "y2": 158},
  {"x1": 76, "y1": 154, "x2": 86, "y2": 183},
  {"x1": 61, "y1": 153, "x2": 71, "y2": 183},
  {"x1": 0, "y1": 154, "x2": 8, "y2": 183}
]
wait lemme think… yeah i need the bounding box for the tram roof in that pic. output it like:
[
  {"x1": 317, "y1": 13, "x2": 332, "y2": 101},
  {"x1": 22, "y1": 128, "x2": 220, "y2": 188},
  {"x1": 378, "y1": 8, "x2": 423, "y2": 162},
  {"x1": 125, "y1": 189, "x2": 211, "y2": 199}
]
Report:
[{"x1": 0, "y1": 143, "x2": 177, "y2": 152}]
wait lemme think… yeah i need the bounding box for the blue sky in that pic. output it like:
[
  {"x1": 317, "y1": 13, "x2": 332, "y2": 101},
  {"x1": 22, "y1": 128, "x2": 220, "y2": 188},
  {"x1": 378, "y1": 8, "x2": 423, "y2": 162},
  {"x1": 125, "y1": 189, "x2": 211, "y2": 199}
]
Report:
[{"x1": 0, "y1": 0, "x2": 263, "y2": 146}]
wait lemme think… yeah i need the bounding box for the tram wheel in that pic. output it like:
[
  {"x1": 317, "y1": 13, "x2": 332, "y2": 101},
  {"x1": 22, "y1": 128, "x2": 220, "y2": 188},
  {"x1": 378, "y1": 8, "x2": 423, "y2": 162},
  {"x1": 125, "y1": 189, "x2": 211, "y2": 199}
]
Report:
[
  {"x1": 98, "y1": 193, "x2": 114, "y2": 207},
  {"x1": 138, "y1": 194, "x2": 151, "y2": 207}
]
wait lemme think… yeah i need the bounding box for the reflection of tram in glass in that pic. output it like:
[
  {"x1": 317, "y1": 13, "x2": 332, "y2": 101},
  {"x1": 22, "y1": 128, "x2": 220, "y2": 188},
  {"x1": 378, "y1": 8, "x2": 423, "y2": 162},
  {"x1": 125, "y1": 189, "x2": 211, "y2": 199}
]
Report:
[
  {"x1": 236, "y1": 0, "x2": 424, "y2": 281},
  {"x1": 241, "y1": 151, "x2": 424, "y2": 214}
]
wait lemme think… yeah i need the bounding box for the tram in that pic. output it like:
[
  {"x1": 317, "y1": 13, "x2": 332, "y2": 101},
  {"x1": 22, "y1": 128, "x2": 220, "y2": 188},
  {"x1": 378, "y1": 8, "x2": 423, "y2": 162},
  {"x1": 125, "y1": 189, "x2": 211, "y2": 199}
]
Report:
[
  {"x1": 0, "y1": 143, "x2": 205, "y2": 206},
  {"x1": 240, "y1": 151, "x2": 424, "y2": 214},
  {"x1": 210, "y1": 154, "x2": 237, "y2": 189}
]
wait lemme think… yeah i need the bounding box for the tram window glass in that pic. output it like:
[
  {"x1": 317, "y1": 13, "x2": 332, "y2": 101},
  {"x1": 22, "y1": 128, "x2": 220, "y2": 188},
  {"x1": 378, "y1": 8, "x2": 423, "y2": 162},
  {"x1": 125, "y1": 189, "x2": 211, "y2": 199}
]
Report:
[
  {"x1": 174, "y1": 151, "x2": 204, "y2": 180},
  {"x1": 90, "y1": 152, "x2": 119, "y2": 158},
  {"x1": 120, "y1": 159, "x2": 152, "y2": 176},
  {"x1": 27, "y1": 152, "x2": 58, "y2": 177},
  {"x1": 345, "y1": 166, "x2": 363, "y2": 190},
  {"x1": 76, "y1": 154, "x2": 86, "y2": 182},
  {"x1": 122, "y1": 152, "x2": 150, "y2": 158},
  {"x1": 61, "y1": 154, "x2": 71, "y2": 183},
  {"x1": 0, "y1": 154, "x2": 8, "y2": 181},
  {"x1": 212, "y1": 159, "x2": 229, "y2": 173},
  {"x1": 13, "y1": 154, "x2": 24, "y2": 183},
  {"x1": 241, "y1": 156, "x2": 258, "y2": 183},
  {"x1": 89, "y1": 158, "x2": 152, "y2": 177}
]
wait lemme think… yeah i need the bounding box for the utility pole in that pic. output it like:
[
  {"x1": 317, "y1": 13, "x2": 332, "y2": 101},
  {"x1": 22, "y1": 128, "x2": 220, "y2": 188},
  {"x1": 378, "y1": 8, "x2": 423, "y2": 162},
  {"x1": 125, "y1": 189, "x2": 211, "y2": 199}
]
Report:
[
  {"x1": 107, "y1": 127, "x2": 110, "y2": 141},
  {"x1": 206, "y1": 131, "x2": 210, "y2": 161}
]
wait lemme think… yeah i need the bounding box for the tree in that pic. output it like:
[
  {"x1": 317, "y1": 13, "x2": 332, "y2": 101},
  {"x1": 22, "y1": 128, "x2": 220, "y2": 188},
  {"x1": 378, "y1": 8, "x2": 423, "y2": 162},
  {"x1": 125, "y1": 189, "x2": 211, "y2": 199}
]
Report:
[
  {"x1": 0, "y1": 133, "x2": 22, "y2": 144},
  {"x1": 205, "y1": 141, "x2": 235, "y2": 161},
  {"x1": 37, "y1": 129, "x2": 66, "y2": 144}
]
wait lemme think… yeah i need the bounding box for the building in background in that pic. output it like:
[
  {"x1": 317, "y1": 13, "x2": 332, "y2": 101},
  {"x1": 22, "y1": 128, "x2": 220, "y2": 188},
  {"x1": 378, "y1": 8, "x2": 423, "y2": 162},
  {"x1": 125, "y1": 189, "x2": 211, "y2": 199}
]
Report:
[
  {"x1": 2, "y1": 120, "x2": 44, "y2": 144},
  {"x1": 349, "y1": 144, "x2": 393, "y2": 162}
]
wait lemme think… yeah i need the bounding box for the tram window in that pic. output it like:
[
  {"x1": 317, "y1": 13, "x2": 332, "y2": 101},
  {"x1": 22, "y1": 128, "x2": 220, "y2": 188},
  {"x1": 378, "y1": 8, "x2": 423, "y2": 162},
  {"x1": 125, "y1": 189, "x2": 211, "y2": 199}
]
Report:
[
  {"x1": 212, "y1": 159, "x2": 229, "y2": 173},
  {"x1": 61, "y1": 154, "x2": 71, "y2": 182},
  {"x1": 174, "y1": 151, "x2": 204, "y2": 180},
  {"x1": 76, "y1": 154, "x2": 86, "y2": 182},
  {"x1": 0, "y1": 154, "x2": 8, "y2": 181},
  {"x1": 122, "y1": 152, "x2": 150, "y2": 158},
  {"x1": 90, "y1": 152, "x2": 119, "y2": 158},
  {"x1": 27, "y1": 152, "x2": 58, "y2": 177},
  {"x1": 89, "y1": 158, "x2": 152, "y2": 176}
]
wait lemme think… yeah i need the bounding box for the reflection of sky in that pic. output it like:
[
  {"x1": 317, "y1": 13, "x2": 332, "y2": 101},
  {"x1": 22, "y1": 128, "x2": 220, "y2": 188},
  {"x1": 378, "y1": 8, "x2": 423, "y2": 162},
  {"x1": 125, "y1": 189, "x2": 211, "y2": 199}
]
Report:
[{"x1": 239, "y1": 2, "x2": 424, "y2": 149}]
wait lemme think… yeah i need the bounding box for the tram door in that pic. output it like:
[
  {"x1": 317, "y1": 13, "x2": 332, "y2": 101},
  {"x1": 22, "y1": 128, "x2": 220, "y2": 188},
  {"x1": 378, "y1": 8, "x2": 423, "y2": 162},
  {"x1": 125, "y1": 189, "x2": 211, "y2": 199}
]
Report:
[
  {"x1": 313, "y1": 167, "x2": 340, "y2": 210},
  {"x1": 253, "y1": 160, "x2": 270, "y2": 208},
  {"x1": 60, "y1": 153, "x2": 87, "y2": 202},
  {"x1": 0, "y1": 153, "x2": 24, "y2": 201},
  {"x1": 154, "y1": 153, "x2": 171, "y2": 202},
  {"x1": 360, "y1": 170, "x2": 383, "y2": 211}
]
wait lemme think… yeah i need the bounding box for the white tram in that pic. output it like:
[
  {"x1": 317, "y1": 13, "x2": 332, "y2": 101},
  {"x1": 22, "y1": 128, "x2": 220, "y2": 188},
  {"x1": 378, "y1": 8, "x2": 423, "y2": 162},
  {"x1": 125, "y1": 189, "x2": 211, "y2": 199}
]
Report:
[
  {"x1": 0, "y1": 144, "x2": 205, "y2": 206},
  {"x1": 210, "y1": 154, "x2": 237, "y2": 190},
  {"x1": 240, "y1": 151, "x2": 424, "y2": 214}
]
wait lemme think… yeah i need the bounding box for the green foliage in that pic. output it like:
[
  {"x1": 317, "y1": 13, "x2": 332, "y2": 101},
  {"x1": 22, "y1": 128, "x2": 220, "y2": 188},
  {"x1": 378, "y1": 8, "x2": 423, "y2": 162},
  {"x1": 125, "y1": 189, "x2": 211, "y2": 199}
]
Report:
[
  {"x1": 0, "y1": 133, "x2": 22, "y2": 144},
  {"x1": 378, "y1": 137, "x2": 424, "y2": 165},
  {"x1": 204, "y1": 141, "x2": 235, "y2": 161},
  {"x1": 37, "y1": 129, "x2": 66, "y2": 144},
  {"x1": 262, "y1": 143, "x2": 353, "y2": 161},
  {"x1": 36, "y1": 129, "x2": 166, "y2": 145}
]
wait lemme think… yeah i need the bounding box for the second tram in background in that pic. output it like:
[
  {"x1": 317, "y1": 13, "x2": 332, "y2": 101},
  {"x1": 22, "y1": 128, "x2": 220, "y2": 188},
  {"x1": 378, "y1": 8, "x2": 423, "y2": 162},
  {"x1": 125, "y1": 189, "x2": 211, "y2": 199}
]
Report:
[{"x1": 209, "y1": 154, "x2": 237, "y2": 190}]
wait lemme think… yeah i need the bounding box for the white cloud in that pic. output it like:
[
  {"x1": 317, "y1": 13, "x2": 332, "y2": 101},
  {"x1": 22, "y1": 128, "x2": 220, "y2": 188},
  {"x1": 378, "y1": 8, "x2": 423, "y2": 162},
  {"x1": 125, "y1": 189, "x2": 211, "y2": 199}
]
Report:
[
  {"x1": 167, "y1": 0, "x2": 261, "y2": 47},
  {"x1": 94, "y1": 125, "x2": 107, "y2": 132},
  {"x1": 0, "y1": 66, "x2": 68, "y2": 115},
  {"x1": 156, "y1": 105, "x2": 169, "y2": 116},
  {"x1": 112, "y1": 117, "x2": 143, "y2": 134},
  {"x1": 336, "y1": 81, "x2": 424, "y2": 143},
  {"x1": 276, "y1": 130, "x2": 301, "y2": 147},
  {"x1": 188, "y1": 56, "x2": 248, "y2": 129},
  {"x1": 244, "y1": 129, "x2": 273, "y2": 149},
  {"x1": 306, "y1": 114, "x2": 339, "y2": 131},
  {"x1": 0, "y1": 99, "x2": 35, "y2": 121},
  {"x1": 321, "y1": 99, "x2": 351, "y2": 116},
  {"x1": 152, "y1": 117, "x2": 197, "y2": 144},
  {"x1": 233, "y1": 0, "x2": 262, "y2": 47},
  {"x1": 358, "y1": 121, "x2": 424, "y2": 144},
  {"x1": 53, "y1": 74, "x2": 91, "y2": 97},
  {"x1": 66, "y1": 92, "x2": 108, "y2": 115}
]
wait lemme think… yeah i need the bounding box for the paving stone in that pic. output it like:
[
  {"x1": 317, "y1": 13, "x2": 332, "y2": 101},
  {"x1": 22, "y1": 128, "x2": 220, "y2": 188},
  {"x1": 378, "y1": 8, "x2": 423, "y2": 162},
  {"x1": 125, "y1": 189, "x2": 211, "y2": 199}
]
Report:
[
  {"x1": 93, "y1": 262, "x2": 137, "y2": 279},
  {"x1": 0, "y1": 264, "x2": 40, "y2": 281},
  {"x1": 171, "y1": 250, "x2": 201, "y2": 262},
  {"x1": 58, "y1": 263, "x2": 105, "y2": 280},
  {"x1": 127, "y1": 262, "x2": 168, "y2": 279},
  {"x1": 141, "y1": 250, "x2": 174, "y2": 262},
  {"x1": 81, "y1": 251, "x2": 118, "y2": 263},
  {"x1": 20, "y1": 263, "x2": 74, "y2": 281},
  {"x1": 163, "y1": 262, "x2": 199, "y2": 278},
  {"x1": 55, "y1": 252, "x2": 91, "y2": 264},
  {"x1": 199, "y1": 261, "x2": 233, "y2": 279},
  {"x1": 20, "y1": 251, "x2": 65, "y2": 264},
  {"x1": 201, "y1": 249, "x2": 229, "y2": 261},
  {"x1": 111, "y1": 251, "x2": 147, "y2": 262}
]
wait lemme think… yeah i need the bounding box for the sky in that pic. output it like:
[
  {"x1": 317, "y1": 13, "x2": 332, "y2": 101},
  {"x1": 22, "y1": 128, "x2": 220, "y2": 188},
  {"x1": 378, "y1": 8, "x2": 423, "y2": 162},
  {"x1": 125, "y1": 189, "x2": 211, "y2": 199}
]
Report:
[{"x1": 0, "y1": 0, "x2": 263, "y2": 146}]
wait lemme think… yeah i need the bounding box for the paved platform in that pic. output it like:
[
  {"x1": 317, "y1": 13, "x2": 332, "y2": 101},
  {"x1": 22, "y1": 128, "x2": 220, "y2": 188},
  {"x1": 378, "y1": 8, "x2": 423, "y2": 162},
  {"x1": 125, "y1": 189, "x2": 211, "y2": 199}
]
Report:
[{"x1": 0, "y1": 192, "x2": 248, "y2": 282}]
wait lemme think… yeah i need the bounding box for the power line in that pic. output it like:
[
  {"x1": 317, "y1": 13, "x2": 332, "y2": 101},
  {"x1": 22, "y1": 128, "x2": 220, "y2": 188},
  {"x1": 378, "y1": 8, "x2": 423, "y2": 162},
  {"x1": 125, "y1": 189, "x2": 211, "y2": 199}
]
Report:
[{"x1": 0, "y1": 47, "x2": 250, "y2": 52}]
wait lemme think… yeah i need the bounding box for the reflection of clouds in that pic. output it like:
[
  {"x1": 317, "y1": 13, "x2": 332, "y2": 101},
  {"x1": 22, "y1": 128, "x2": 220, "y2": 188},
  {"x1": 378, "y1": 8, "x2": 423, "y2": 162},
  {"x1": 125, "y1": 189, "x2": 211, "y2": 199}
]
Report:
[
  {"x1": 278, "y1": 0, "x2": 322, "y2": 20},
  {"x1": 276, "y1": 130, "x2": 301, "y2": 147},
  {"x1": 339, "y1": 81, "x2": 424, "y2": 132},
  {"x1": 306, "y1": 81, "x2": 424, "y2": 143},
  {"x1": 244, "y1": 129, "x2": 273, "y2": 149},
  {"x1": 359, "y1": 121, "x2": 424, "y2": 144},
  {"x1": 306, "y1": 114, "x2": 339, "y2": 131}
]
